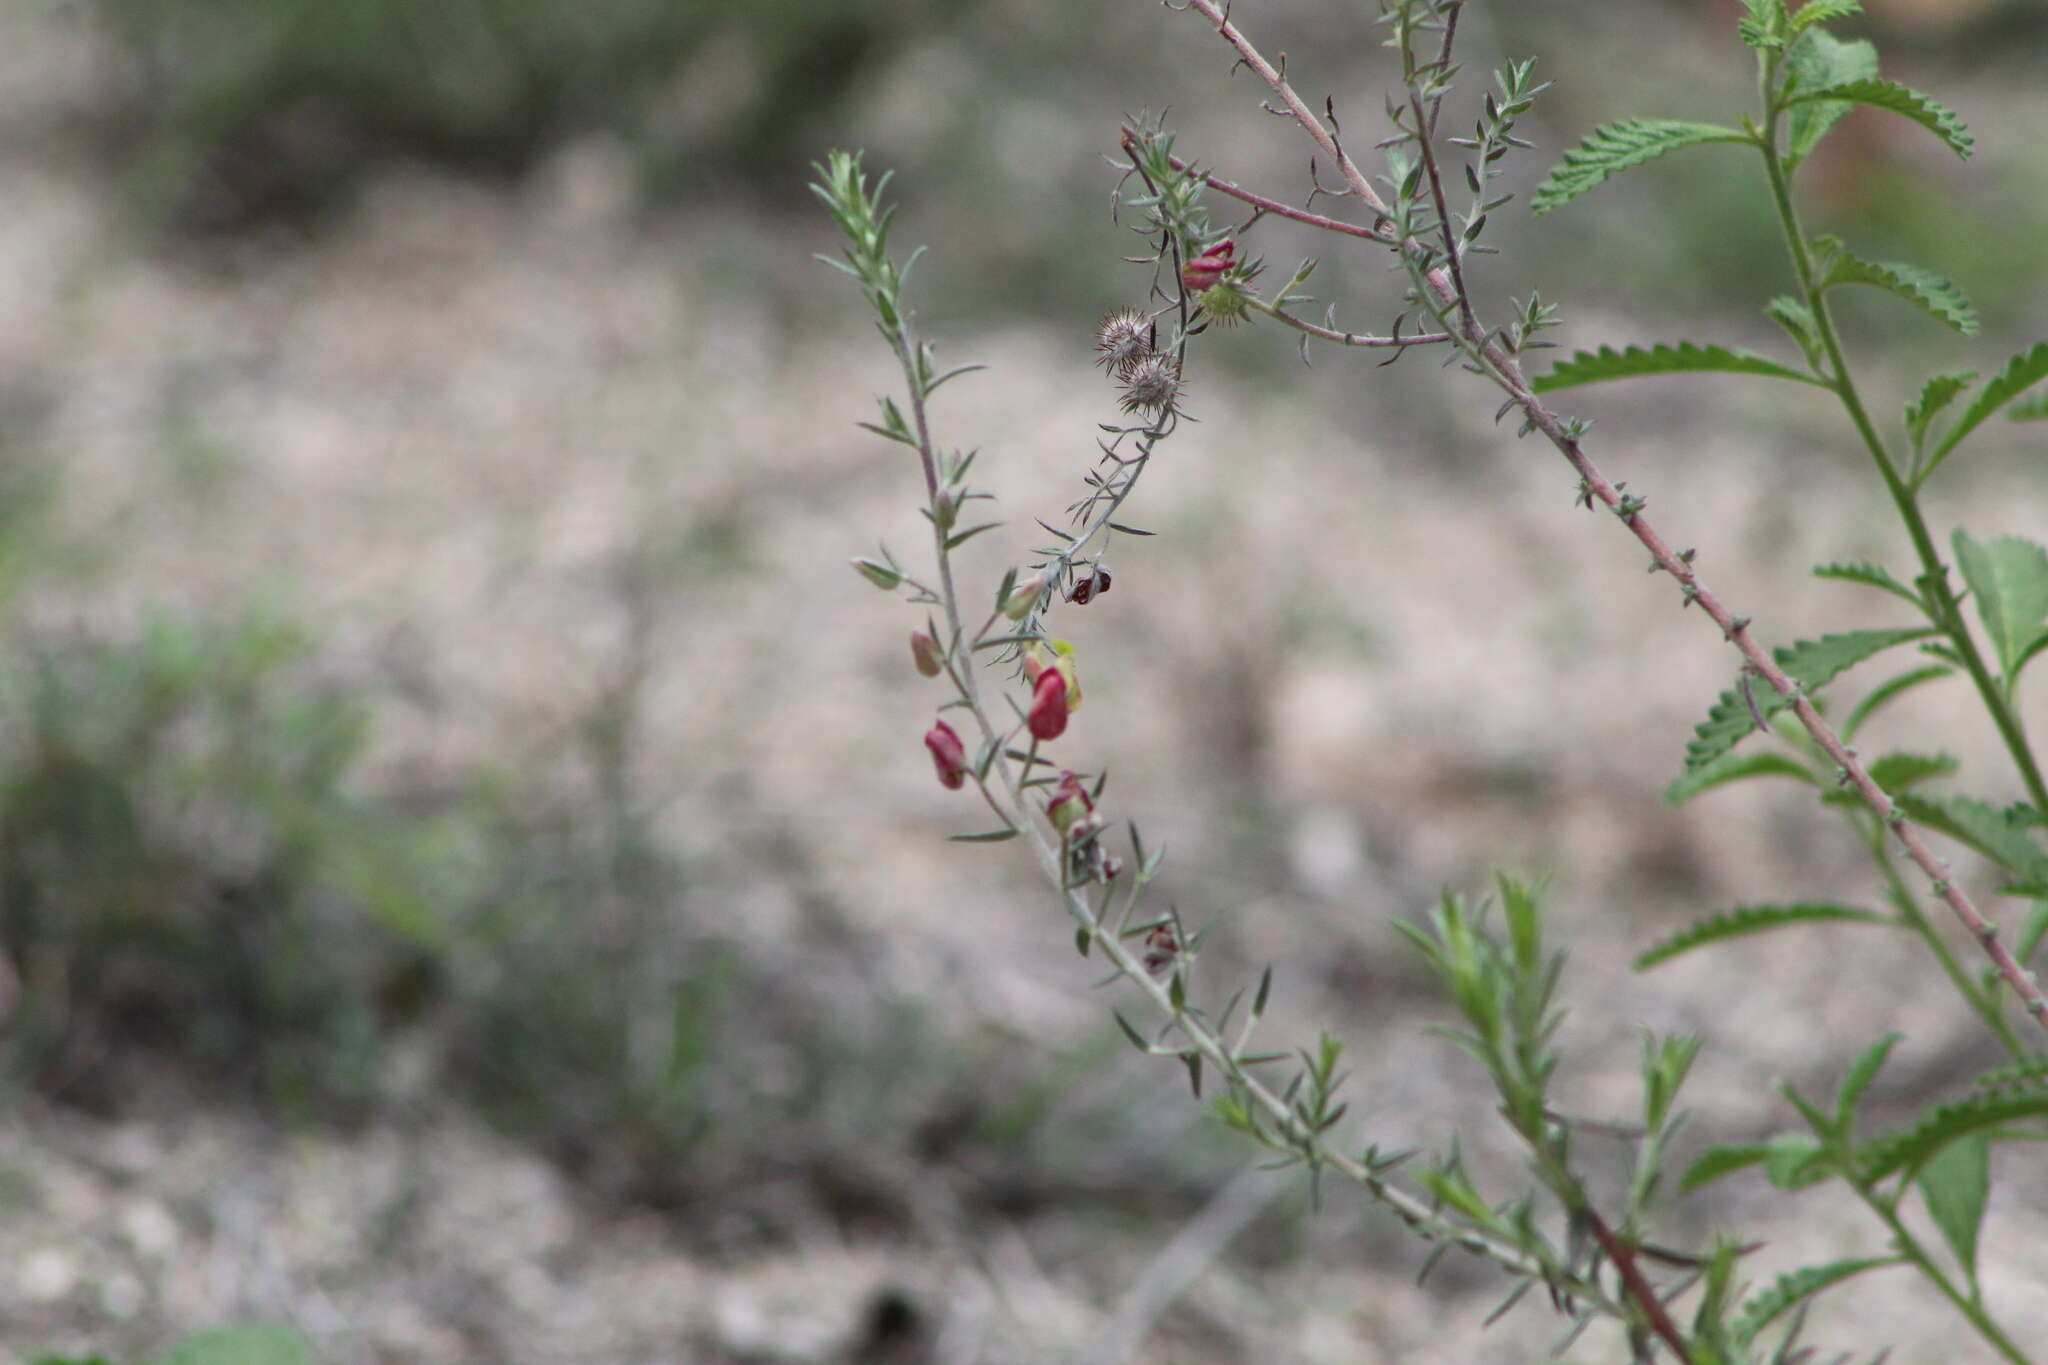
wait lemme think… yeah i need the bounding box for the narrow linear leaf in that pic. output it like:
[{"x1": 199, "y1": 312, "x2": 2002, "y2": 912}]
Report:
[
  {"x1": 1731, "y1": 1258, "x2": 1900, "y2": 1348},
  {"x1": 1819, "y1": 248, "x2": 1977, "y2": 335},
  {"x1": 1813, "y1": 559, "x2": 1921, "y2": 607},
  {"x1": 1843, "y1": 663, "x2": 1952, "y2": 741},
  {"x1": 1680, "y1": 1142, "x2": 1771, "y2": 1191},
  {"x1": 1918, "y1": 1132, "x2": 1989, "y2": 1285},
  {"x1": 944, "y1": 522, "x2": 1002, "y2": 551},
  {"x1": 1782, "y1": 78, "x2": 1973, "y2": 159},
  {"x1": 1929, "y1": 341, "x2": 2048, "y2": 469},
  {"x1": 1532, "y1": 120, "x2": 1749, "y2": 214},
  {"x1": 1905, "y1": 371, "x2": 1976, "y2": 445},
  {"x1": 1953, "y1": 530, "x2": 2048, "y2": 683},
  {"x1": 1106, "y1": 522, "x2": 1156, "y2": 536},
  {"x1": 1535, "y1": 341, "x2": 1822, "y2": 393},
  {"x1": 1635, "y1": 903, "x2": 1889, "y2": 969},
  {"x1": 948, "y1": 828, "x2": 1020, "y2": 843},
  {"x1": 1664, "y1": 750, "x2": 1818, "y2": 806},
  {"x1": 1857, "y1": 1089, "x2": 2048, "y2": 1183},
  {"x1": 1833, "y1": 1032, "x2": 1903, "y2": 1130},
  {"x1": 1684, "y1": 627, "x2": 1933, "y2": 768}
]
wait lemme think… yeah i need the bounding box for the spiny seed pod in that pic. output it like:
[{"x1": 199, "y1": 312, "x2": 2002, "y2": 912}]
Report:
[
  {"x1": 1027, "y1": 667, "x2": 1069, "y2": 741},
  {"x1": 1194, "y1": 279, "x2": 1252, "y2": 327},
  {"x1": 1118, "y1": 354, "x2": 1182, "y2": 418},
  {"x1": 910, "y1": 630, "x2": 944, "y2": 678},
  {"x1": 925, "y1": 720, "x2": 968, "y2": 790},
  {"x1": 1066, "y1": 567, "x2": 1111, "y2": 605},
  {"x1": 1181, "y1": 237, "x2": 1235, "y2": 292},
  {"x1": 853, "y1": 556, "x2": 902, "y2": 590},
  {"x1": 1094, "y1": 307, "x2": 1154, "y2": 377}
]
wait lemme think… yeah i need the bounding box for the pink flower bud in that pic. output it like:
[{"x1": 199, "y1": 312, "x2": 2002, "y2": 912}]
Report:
[
  {"x1": 1028, "y1": 667, "x2": 1069, "y2": 741},
  {"x1": 1046, "y1": 770, "x2": 1094, "y2": 835},
  {"x1": 910, "y1": 630, "x2": 944, "y2": 678},
  {"x1": 925, "y1": 720, "x2": 968, "y2": 790},
  {"x1": 1003, "y1": 570, "x2": 1045, "y2": 621},
  {"x1": 1181, "y1": 237, "x2": 1235, "y2": 292}
]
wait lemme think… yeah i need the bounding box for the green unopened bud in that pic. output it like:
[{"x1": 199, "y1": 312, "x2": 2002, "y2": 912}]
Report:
[
  {"x1": 932, "y1": 486, "x2": 963, "y2": 533},
  {"x1": 1003, "y1": 571, "x2": 1045, "y2": 620},
  {"x1": 852, "y1": 556, "x2": 901, "y2": 590},
  {"x1": 910, "y1": 630, "x2": 944, "y2": 678}
]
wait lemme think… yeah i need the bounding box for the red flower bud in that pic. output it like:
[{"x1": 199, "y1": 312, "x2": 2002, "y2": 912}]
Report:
[
  {"x1": 1027, "y1": 667, "x2": 1069, "y2": 741},
  {"x1": 1181, "y1": 237, "x2": 1235, "y2": 292},
  {"x1": 925, "y1": 720, "x2": 968, "y2": 790},
  {"x1": 1046, "y1": 770, "x2": 1094, "y2": 834}
]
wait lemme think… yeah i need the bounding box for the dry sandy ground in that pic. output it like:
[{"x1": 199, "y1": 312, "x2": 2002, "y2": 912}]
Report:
[{"x1": 4, "y1": 4, "x2": 2047, "y2": 1364}]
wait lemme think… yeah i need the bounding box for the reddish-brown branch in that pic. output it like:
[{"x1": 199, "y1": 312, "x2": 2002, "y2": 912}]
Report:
[
  {"x1": 1124, "y1": 129, "x2": 1393, "y2": 244},
  {"x1": 1173, "y1": 0, "x2": 2048, "y2": 1033},
  {"x1": 1585, "y1": 1208, "x2": 1694, "y2": 1364}
]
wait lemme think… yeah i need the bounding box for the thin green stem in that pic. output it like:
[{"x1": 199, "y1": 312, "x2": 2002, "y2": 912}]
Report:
[
  {"x1": 1859, "y1": 1186, "x2": 2027, "y2": 1365},
  {"x1": 1754, "y1": 81, "x2": 2048, "y2": 819}
]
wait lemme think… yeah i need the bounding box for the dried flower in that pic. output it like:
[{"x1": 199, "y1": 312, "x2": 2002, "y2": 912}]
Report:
[
  {"x1": 1181, "y1": 237, "x2": 1236, "y2": 292},
  {"x1": 852, "y1": 556, "x2": 901, "y2": 590},
  {"x1": 1028, "y1": 667, "x2": 1069, "y2": 741},
  {"x1": 910, "y1": 630, "x2": 944, "y2": 678},
  {"x1": 1143, "y1": 921, "x2": 1181, "y2": 974},
  {"x1": 925, "y1": 720, "x2": 968, "y2": 790},
  {"x1": 1094, "y1": 307, "x2": 1155, "y2": 377},
  {"x1": 1066, "y1": 567, "x2": 1112, "y2": 605},
  {"x1": 1118, "y1": 353, "x2": 1182, "y2": 418}
]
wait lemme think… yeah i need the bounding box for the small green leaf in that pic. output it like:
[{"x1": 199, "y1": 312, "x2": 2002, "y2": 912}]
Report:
[
  {"x1": 154, "y1": 1327, "x2": 315, "y2": 1365},
  {"x1": 1953, "y1": 530, "x2": 2048, "y2": 685},
  {"x1": 1918, "y1": 1132, "x2": 1989, "y2": 1284},
  {"x1": 1762, "y1": 1131, "x2": 1834, "y2": 1188},
  {"x1": 1681, "y1": 1141, "x2": 1771, "y2": 1191},
  {"x1": 1833, "y1": 1032, "x2": 1902, "y2": 1131},
  {"x1": 1112, "y1": 1010, "x2": 1156, "y2": 1054},
  {"x1": 1663, "y1": 750, "x2": 1818, "y2": 806},
  {"x1": 1731, "y1": 1258, "x2": 1900, "y2": 1348},
  {"x1": 1738, "y1": 0, "x2": 1787, "y2": 48},
  {"x1": 1782, "y1": 30, "x2": 1878, "y2": 168},
  {"x1": 1843, "y1": 663, "x2": 1952, "y2": 741},
  {"x1": 1535, "y1": 341, "x2": 1822, "y2": 393},
  {"x1": 1818, "y1": 248, "x2": 1977, "y2": 335},
  {"x1": 1857, "y1": 1089, "x2": 2048, "y2": 1183},
  {"x1": 1684, "y1": 627, "x2": 1934, "y2": 768},
  {"x1": 948, "y1": 828, "x2": 1019, "y2": 843},
  {"x1": 944, "y1": 522, "x2": 1002, "y2": 551},
  {"x1": 1765, "y1": 295, "x2": 1822, "y2": 367},
  {"x1": 1905, "y1": 371, "x2": 1976, "y2": 445},
  {"x1": 1106, "y1": 522, "x2": 1156, "y2": 536},
  {"x1": 1926, "y1": 342, "x2": 2048, "y2": 475},
  {"x1": 1813, "y1": 559, "x2": 1922, "y2": 608},
  {"x1": 1532, "y1": 120, "x2": 1749, "y2": 214},
  {"x1": 2008, "y1": 391, "x2": 2048, "y2": 422},
  {"x1": 1861, "y1": 751, "x2": 1960, "y2": 794},
  {"x1": 1635, "y1": 903, "x2": 1889, "y2": 969},
  {"x1": 1782, "y1": 78, "x2": 1973, "y2": 160},
  {"x1": 1787, "y1": 0, "x2": 1864, "y2": 33}
]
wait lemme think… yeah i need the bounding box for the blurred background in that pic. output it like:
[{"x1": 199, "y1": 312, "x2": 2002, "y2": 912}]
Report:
[{"x1": 2, "y1": 0, "x2": 2046, "y2": 1361}]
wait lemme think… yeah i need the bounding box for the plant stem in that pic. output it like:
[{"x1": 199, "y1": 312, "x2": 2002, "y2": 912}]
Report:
[{"x1": 1860, "y1": 1187, "x2": 2028, "y2": 1365}]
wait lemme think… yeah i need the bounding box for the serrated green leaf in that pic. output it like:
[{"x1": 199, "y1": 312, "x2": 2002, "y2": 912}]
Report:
[
  {"x1": 1664, "y1": 750, "x2": 1818, "y2": 806},
  {"x1": 1812, "y1": 559, "x2": 1921, "y2": 607},
  {"x1": 1906, "y1": 371, "x2": 1976, "y2": 446},
  {"x1": 1925, "y1": 342, "x2": 2048, "y2": 476},
  {"x1": 1918, "y1": 1132, "x2": 1989, "y2": 1284},
  {"x1": 1972, "y1": 1054, "x2": 2048, "y2": 1093},
  {"x1": 1681, "y1": 1141, "x2": 1772, "y2": 1191},
  {"x1": 1834, "y1": 1032, "x2": 1902, "y2": 1131},
  {"x1": 1731, "y1": 1258, "x2": 1899, "y2": 1348},
  {"x1": 1892, "y1": 791, "x2": 2048, "y2": 890},
  {"x1": 1738, "y1": 0, "x2": 1787, "y2": 48},
  {"x1": 1532, "y1": 120, "x2": 1749, "y2": 214},
  {"x1": 1788, "y1": 0, "x2": 1863, "y2": 32},
  {"x1": 1844, "y1": 663, "x2": 1952, "y2": 741},
  {"x1": 2008, "y1": 391, "x2": 2048, "y2": 422},
  {"x1": 1818, "y1": 248, "x2": 1977, "y2": 335},
  {"x1": 1684, "y1": 627, "x2": 1933, "y2": 768},
  {"x1": 1635, "y1": 903, "x2": 1889, "y2": 969},
  {"x1": 1534, "y1": 341, "x2": 1822, "y2": 393},
  {"x1": 1857, "y1": 1088, "x2": 2048, "y2": 1183},
  {"x1": 1783, "y1": 78, "x2": 1973, "y2": 159},
  {"x1": 1763, "y1": 1131, "x2": 1835, "y2": 1188},
  {"x1": 1782, "y1": 30, "x2": 1878, "y2": 167},
  {"x1": 1953, "y1": 530, "x2": 2048, "y2": 685}
]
